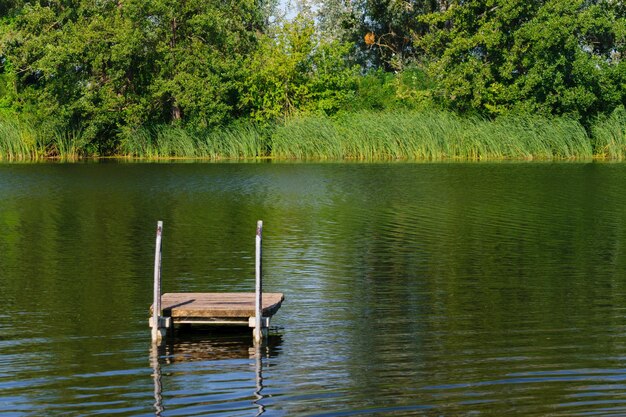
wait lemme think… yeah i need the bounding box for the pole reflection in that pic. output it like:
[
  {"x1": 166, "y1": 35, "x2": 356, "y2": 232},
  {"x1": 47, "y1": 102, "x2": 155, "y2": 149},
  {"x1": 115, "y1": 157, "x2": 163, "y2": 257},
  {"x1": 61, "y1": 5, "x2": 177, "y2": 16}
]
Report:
[
  {"x1": 253, "y1": 340, "x2": 267, "y2": 416},
  {"x1": 149, "y1": 329, "x2": 282, "y2": 416},
  {"x1": 149, "y1": 343, "x2": 164, "y2": 417}
]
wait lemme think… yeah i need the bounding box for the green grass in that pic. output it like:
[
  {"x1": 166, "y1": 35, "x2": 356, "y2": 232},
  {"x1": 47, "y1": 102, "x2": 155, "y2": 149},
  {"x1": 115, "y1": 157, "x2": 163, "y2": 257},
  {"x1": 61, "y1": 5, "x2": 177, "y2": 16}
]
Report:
[
  {"x1": 195, "y1": 123, "x2": 267, "y2": 159},
  {"x1": 591, "y1": 106, "x2": 626, "y2": 160},
  {"x1": 120, "y1": 123, "x2": 267, "y2": 159},
  {"x1": 119, "y1": 125, "x2": 194, "y2": 158},
  {"x1": 1, "y1": 109, "x2": 622, "y2": 161},
  {"x1": 271, "y1": 111, "x2": 592, "y2": 160},
  {"x1": 0, "y1": 119, "x2": 39, "y2": 160},
  {"x1": 0, "y1": 118, "x2": 89, "y2": 160},
  {"x1": 49, "y1": 128, "x2": 88, "y2": 160}
]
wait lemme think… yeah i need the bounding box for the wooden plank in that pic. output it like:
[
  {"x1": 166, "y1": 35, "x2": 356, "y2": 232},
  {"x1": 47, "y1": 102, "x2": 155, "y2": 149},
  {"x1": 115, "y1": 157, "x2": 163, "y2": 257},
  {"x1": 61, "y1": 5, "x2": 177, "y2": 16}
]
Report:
[{"x1": 161, "y1": 292, "x2": 284, "y2": 319}]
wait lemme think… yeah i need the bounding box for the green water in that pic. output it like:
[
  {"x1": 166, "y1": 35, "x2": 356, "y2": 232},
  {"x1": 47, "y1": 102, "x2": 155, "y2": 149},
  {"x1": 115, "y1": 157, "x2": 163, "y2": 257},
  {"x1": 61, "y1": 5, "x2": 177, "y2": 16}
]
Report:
[{"x1": 1, "y1": 162, "x2": 626, "y2": 416}]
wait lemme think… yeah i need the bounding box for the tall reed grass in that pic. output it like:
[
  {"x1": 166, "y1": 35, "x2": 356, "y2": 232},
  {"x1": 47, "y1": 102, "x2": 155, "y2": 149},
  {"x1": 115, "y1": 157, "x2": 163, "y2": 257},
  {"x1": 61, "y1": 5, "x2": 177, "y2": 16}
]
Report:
[
  {"x1": 271, "y1": 111, "x2": 593, "y2": 160},
  {"x1": 120, "y1": 123, "x2": 267, "y2": 159},
  {"x1": 591, "y1": 106, "x2": 626, "y2": 160},
  {"x1": 49, "y1": 128, "x2": 87, "y2": 160},
  {"x1": 0, "y1": 118, "x2": 89, "y2": 160},
  {"x1": 195, "y1": 123, "x2": 267, "y2": 159},
  {"x1": 2, "y1": 109, "x2": 624, "y2": 161},
  {"x1": 0, "y1": 119, "x2": 39, "y2": 160}
]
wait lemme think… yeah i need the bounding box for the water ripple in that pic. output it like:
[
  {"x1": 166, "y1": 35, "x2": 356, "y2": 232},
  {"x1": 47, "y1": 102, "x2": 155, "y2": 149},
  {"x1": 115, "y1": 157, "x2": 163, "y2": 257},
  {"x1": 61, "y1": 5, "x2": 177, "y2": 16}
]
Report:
[{"x1": 1, "y1": 162, "x2": 626, "y2": 415}]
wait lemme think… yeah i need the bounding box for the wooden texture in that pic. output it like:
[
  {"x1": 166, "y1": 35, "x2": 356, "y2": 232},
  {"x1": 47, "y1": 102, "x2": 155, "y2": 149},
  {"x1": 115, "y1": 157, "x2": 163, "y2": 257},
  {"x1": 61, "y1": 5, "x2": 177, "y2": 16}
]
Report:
[{"x1": 161, "y1": 292, "x2": 284, "y2": 319}]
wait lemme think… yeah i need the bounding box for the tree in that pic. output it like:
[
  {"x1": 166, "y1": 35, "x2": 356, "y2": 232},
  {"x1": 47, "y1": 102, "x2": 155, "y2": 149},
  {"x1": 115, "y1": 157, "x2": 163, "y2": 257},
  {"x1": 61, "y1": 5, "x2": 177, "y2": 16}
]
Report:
[
  {"x1": 1, "y1": 0, "x2": 267, "y2": 151},
  {"x1": 144, "y1": 0, "x2": 265, "y2": 127},
  {"x1": 240, "y1": 15, "x2": 358, "y2": 123},
  {"x1": 315, "y1": 0, "x2": 442, "y2": 70},
  {"x1": 417, "y1": 0, "x2": 626, "y2": 120}
]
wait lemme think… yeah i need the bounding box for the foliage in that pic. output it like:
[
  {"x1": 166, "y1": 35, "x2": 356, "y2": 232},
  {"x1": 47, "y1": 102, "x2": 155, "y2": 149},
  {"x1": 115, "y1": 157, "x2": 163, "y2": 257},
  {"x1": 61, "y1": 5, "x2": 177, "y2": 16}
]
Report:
[
  {"x1": 1, "y1": 0, "x2": 265, "y2": 152},
  {"x1": 348, "y1": 66, "x2": 436, "y2": 111},
  {"x1": 315, "y1": 0, "x2": 443, "y2": 70},
  {"x1": 591, "y1": 106, "x2": 626, "y2": 160},
  {"x1": 271, "y1": 110, "x2": 592, "y2": 160},
  {"x1": 2, "y1": 0, "x2": 626, "y2": 157},
  {"x1": 417, "y1": 0, "x2": 626, "y2": 121},
  {"x1": 240, "y1": 15, "x2": 359, "y2": 123}
]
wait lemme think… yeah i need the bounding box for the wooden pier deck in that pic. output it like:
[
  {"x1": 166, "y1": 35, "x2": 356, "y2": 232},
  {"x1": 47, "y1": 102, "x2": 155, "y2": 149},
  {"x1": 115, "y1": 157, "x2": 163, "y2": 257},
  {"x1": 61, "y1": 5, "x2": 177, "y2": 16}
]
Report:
[
  {"x1": 160, "y1": 292, "x2": 284, "y2": 325},
  {"x1": 150, "y1": 220, "x2": 284, "y2": 343}
]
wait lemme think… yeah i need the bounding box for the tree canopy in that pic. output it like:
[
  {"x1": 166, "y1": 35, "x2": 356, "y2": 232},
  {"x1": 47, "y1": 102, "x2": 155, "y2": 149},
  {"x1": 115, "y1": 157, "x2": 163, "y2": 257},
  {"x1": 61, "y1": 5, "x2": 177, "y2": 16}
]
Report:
[
  {"x1": 417, "y1": 0, "x2": 626, "y2": 120},
  {"x1": 1, "y1": 0, "x2": 268, "y2": 150},
  {"x1": 1, "y1": 0, "x2": 626, "y2": 154}
]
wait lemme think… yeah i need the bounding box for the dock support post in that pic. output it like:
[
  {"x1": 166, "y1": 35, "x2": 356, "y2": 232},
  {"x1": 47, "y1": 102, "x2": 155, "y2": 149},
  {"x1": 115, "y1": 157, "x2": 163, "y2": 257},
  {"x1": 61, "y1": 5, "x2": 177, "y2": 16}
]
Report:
[
  {"x1": 151, "y1": 221, "x2": 164, "y2": 343},
  {"x1": 254, "y1": 220, "x2": 264, "y2": 342}
]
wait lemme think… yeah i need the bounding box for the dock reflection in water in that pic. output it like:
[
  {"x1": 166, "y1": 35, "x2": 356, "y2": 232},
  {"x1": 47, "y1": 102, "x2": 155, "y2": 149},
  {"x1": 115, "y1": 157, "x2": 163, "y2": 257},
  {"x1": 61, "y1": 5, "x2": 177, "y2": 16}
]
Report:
[{"x1": 149, "y1": 330, "x2": 283, "y2": 416}]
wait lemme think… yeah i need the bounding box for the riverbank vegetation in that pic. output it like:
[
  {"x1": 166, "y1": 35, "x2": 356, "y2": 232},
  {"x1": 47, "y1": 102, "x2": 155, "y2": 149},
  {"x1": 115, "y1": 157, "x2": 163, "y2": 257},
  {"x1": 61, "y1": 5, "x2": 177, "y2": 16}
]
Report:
[
  {"x1": 5, "y1": 109, "x2": 622, "y2": 161},
  {"x1": 2, "y1": 0, "x2": 626, "y2": 161}
]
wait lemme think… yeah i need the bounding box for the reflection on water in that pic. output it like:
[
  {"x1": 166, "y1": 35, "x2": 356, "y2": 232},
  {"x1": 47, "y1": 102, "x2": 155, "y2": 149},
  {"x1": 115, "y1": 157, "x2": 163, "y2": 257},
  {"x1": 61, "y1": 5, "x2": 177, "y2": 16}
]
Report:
[
  {"x1": 149, "y1": 344, "x2": 163, "y2": 416},
  {"x1": 150, "y1": 331, "x2": 282, "y2": 416},
  {"x1": 254, "y1": 344, "x2": 264, "y2": 417},
  {"x1": 2, "y1": 162, "x2": 626, "y2": 415}
]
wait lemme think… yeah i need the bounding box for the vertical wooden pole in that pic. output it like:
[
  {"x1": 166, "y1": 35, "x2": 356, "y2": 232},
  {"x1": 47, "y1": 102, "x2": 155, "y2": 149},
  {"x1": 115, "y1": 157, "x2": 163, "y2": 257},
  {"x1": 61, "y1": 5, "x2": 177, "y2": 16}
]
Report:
[
  {"x1": 254, "y1": 220, "x2": 263, "y2": 342},
  {"x1": 152, "y1": 221, "x2": 163, "y2": 343}
]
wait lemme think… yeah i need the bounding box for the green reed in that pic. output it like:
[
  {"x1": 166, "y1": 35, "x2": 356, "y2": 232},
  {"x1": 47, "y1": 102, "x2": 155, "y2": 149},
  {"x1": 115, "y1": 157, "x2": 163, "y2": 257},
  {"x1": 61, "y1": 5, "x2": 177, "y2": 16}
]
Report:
[
  {"x1": 0, "y1": 119, "x2": 39, "y2": 160},
  {"x1": 591, "y1": 106, "x2": 626, "y2": 160},
  {"x1": 195, "y1": 123, "x2": 267, "y2": 159},
  {"x1": 120, "y1": 123, "x2": 267, "y2": 159},
  {"x1": 120, "y1": 125, "x2": 196, "y2": 158},
  {"x1": 49, "y1": 128, "x2": 87, "y2": 160},
  {"x1": 271, "y1": 111, "x2": 593, "y2": 160},
  {"x1": 1, "y1": 109, "x2": 622, "y2": 161},
  {"x1": 0, "y1": 119, "x2": 88, "y2": 160}
]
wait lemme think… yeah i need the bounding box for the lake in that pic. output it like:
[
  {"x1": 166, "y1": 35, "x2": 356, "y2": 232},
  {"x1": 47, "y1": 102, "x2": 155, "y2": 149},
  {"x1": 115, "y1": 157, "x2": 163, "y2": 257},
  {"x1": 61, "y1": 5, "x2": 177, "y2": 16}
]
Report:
[{"x1": 1, "y1": 161, "x2": 626, "y2": 416}]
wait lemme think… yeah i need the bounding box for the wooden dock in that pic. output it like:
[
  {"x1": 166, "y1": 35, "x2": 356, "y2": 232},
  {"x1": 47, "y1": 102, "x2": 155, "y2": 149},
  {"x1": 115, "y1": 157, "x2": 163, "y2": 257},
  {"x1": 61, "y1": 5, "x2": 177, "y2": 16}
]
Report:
[
  {"x1": 160, "y1": 292, "x2": 284, "y2": 326},
  {"x1": 150, "y1": 220, "x2": 283, "y2": 343}
]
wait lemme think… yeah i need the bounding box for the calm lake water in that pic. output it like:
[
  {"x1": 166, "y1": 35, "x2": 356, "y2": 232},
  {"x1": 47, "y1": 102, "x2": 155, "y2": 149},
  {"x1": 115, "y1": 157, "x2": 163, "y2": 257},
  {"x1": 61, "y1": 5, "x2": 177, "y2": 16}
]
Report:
[{"x1": 1, "y1": 161, "x2": 626, "y2": 416}]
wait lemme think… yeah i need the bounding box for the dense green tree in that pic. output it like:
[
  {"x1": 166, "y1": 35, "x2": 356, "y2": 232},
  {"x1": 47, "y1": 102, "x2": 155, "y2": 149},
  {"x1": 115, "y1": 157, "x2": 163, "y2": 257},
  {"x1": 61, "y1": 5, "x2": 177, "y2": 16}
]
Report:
[
  {"x1": 315, "y1": 0, "x2": 443, "y2": 70},
  {"x1": 144, "y1": 0, "x2": 265, "y2": 126},
  {"x1": 0, "y1": 0, "x2": 20, "y2": 113},
  {"x1": 417, "y1": 0, "x2": 626, "y2": 120},
  {"x1": 0, "y1": 0, "x2": 23, "y2": 19},
  {"x1": 1, "y1": 0, "x2": 266, "y2": 151},
  {"x1": 240, "y1": 16, "x2": 358, "y2": 122},
  {"x1": 312, "y1": 0, "x2": 626, "y2": 121}
]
